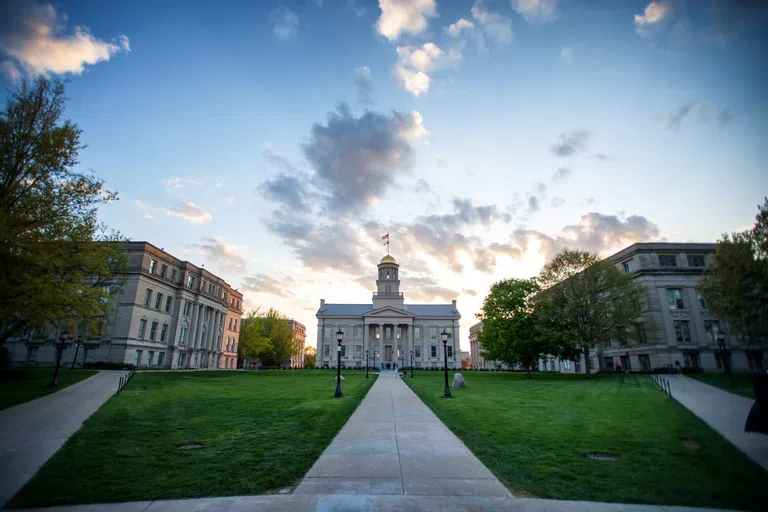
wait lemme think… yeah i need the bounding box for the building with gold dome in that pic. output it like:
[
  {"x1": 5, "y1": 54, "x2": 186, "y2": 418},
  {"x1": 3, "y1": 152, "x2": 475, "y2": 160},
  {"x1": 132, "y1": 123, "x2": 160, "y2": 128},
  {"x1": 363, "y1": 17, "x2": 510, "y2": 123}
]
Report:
[{"x1": 315, "y1": 254, "x2": 462, "y2": 369}]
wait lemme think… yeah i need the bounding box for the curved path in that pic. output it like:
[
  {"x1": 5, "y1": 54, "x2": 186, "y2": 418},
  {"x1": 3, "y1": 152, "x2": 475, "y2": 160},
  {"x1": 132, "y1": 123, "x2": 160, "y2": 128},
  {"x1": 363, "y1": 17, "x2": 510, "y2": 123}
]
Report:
[{"x1": 0, "y1": 370, "x2": 126, "y2": 508}]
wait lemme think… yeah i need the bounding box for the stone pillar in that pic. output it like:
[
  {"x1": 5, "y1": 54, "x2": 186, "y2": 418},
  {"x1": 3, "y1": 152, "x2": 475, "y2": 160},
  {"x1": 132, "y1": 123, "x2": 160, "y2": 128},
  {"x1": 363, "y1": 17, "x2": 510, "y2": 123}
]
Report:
[
  {"x1": 316, "y1": 322, "x2": 322, "y2": 368},
  {"x1": 188, "y1": 301, "x2": 200, "y2": 349},
  {"x1": 193, "y1": 305, "x2": 205, "y2": 349},
  {"x1": 363, "y1": 323, "x2": 370, "y2": 367},
  {"x1": 453, "y1": 322, "x2": 458, "y2": 369},
  {"x1": 407, "y1": 324, "x2": 413, "y2": 368},
  {"x1": 377, "y1": 324, "x2": 383, "y2": 368}
]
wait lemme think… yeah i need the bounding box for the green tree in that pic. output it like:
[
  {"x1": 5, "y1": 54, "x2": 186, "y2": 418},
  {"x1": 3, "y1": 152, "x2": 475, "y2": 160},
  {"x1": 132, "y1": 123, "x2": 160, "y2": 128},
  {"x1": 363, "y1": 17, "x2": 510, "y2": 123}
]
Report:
[
  {"x1": 535, "y1": 249, "x2": 644, "y2": 378},
  {"x1": 0, "y1": 78, "x2": 126, "y2": 350},
  {"x1": 699, "y1": 198, "x2": 768, "y2": 347},
  {"x1": 476, "y1": 278, "x2": 553, "y2": 379},
  {"x1": 238, "y1": 309, "x2": 272, "y2": 362},
  {"x1": 304, "y1": 346, "x2": 316, "y2": 368},
  {"x1": 237, "y1": 308, "x2": 298, "y2": 367}
]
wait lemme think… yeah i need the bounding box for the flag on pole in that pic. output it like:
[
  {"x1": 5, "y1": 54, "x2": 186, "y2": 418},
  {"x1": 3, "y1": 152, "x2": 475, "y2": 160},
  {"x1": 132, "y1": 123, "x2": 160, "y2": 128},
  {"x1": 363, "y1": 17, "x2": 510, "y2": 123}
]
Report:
[{"x1": 382, "y1": 234, "x2": 389, "y2": 240}]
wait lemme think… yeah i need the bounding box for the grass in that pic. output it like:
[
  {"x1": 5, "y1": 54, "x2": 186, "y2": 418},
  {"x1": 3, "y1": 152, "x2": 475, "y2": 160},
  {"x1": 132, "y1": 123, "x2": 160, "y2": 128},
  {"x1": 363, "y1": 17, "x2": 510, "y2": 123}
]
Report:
[
  {"x1": 9, "y1": 370, "x2": 376, "y2": 508},
  {"x1": 688, "y1": 372, "x2": 757, "y2": 399},
  {"x1": 0, "y1": 368, "x2": 98, "y2": 411},
  {"x1": 406, "y1": 371, "x2": 767, "y2": 511}
]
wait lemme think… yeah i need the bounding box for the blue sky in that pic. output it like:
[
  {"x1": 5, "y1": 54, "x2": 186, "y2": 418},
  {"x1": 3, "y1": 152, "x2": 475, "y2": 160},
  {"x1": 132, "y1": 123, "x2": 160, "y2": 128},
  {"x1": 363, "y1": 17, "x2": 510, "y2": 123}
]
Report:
[{"x1": 2, "y1": 0, "x2": 766, "y2": 350}]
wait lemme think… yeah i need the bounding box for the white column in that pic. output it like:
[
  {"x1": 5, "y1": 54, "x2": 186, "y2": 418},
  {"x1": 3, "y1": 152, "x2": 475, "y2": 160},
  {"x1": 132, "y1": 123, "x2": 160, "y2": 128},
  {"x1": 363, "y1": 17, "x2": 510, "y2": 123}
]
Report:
[
  {"x1": 363, "y1": 323, "x2": 370, "y2": 367},
  {"x1": 407, "y1": 324, "x2": 413, "y2": 367},
  {"x1": 377, "y1": 324, "x2": 383, "y2": 367},
  {"x1": 453, "y1": 322, "x2": 458, "y2": 369},
  {"x1": 316, "y1": 322, "x2": 322, "y2": 368}
]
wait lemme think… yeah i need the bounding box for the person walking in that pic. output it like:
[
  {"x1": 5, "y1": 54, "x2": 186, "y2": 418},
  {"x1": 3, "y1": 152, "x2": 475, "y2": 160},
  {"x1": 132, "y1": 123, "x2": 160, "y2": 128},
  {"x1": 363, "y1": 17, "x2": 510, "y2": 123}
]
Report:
[
  {"x1": 745, "y1": 360, "x2": 768, "y2": 434},
  {"x1": 674, "y1": 360, "x2": 682, "y2": 376}
]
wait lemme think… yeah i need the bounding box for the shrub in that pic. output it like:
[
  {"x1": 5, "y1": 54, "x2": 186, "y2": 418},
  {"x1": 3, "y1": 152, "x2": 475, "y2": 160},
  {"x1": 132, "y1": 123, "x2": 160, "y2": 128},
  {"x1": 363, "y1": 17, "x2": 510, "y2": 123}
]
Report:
[{"x1": 0, "y1": 368, "x2": 30, "y2": 382}]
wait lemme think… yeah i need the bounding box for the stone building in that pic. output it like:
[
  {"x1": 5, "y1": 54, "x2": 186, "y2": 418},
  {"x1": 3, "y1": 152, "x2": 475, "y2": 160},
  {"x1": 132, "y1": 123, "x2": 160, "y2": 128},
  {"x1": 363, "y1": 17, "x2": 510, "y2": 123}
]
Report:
[
  {"x1": 316, "y1": 254, "x2": 461, "y2": 369},
  {"x1": 287, "y1": 319, "x2": 306, "y2": 368},
  {"x1": 538, "y1": 242, "x2": 764, "y2": 373},
  {"x1": 5, "y1": 242, "x2": 243, "y2": 369},
  {"x1": 468, "y1": 321, "x2": 511, "y2": 370}
]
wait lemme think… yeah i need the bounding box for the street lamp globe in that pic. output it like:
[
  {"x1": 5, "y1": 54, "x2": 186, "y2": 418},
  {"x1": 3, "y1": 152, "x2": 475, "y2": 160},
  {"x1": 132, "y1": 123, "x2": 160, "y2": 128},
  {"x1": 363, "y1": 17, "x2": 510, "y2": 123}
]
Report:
[
  {"x1": 441, "y1": 331, "x2": 448, "y2": 343},
  {"x1": 336, "y1": 329, "x2": 343, "y2": 344}
]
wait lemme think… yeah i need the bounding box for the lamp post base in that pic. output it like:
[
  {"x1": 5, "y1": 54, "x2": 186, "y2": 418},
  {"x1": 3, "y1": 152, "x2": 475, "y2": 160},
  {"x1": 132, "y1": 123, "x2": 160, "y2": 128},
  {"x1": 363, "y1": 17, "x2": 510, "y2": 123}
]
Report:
[
  {"x1": 334, "y1": 387, "x2": 343, "y2": 398},
  {"x1": 443, "y1": 386, "x2": 452, "y2": 398}
]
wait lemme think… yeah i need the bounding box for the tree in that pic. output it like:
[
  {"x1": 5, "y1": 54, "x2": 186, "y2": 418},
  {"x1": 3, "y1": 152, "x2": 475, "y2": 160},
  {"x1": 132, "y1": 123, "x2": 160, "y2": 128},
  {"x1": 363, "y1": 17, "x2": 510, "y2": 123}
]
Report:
[
  {"x1": 237, "y1": 308, "x2": 299, "y2": 367},
  {"x1": 0, "y1": 78, "x2": 126, "y2": 350},
  {"x1": 476, "y1": 278, "x2": 554, "y2": 379},
  {"x1": 304, "y1": 346, "x2": 316, "y2": 368},
  {"x1": 699, "y1": 198, "x2": 768, "y2": 347},
  {"x1": 535, "y1": 249, "x2": 644, "y2": 378}
]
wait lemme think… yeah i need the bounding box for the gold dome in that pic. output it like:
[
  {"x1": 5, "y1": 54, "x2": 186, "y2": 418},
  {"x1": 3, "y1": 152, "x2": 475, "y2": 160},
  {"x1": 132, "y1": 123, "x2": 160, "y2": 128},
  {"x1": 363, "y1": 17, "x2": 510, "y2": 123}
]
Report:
[{"x1": 379, "y1": 254, "x2": 398, "y2": 265}]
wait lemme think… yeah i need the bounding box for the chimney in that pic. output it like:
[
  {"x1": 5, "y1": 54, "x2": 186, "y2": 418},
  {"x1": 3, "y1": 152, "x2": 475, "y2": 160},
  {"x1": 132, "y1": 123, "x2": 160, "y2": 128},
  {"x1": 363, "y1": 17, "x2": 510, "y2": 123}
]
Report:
[
  {"x1": 452, "y1": 299, "x2": 457, "y2": 312},
  {"x1": 320, "y1": 299, "x2": 326, "y2": 312}
]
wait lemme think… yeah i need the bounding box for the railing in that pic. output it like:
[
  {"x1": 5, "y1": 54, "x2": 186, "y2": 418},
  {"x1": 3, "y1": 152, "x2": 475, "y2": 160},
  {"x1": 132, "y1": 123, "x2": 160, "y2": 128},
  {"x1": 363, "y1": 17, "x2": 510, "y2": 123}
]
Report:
[
  {"x1": 372, "y1": 292, "x2": 403, "y2": 298},
  {"x1": 116, "y1": 370, "x2": 134, "y2": 395},
  {"x1": 649, "y1": 373, "x2": 672, "y2": 398}
]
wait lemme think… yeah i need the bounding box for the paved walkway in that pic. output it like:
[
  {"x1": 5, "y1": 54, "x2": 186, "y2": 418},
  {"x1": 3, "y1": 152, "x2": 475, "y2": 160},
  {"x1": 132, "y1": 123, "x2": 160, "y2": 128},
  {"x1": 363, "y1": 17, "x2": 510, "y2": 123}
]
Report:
[
  {"x1": 670, "y1": 376, "x2": 768, "y2": 471},
  {"x1": 0, "y1": 370, "x2": 126, "y2": 508},
  {"x1": 294, "y1": 371, "x2": 510, "y2": 497}
]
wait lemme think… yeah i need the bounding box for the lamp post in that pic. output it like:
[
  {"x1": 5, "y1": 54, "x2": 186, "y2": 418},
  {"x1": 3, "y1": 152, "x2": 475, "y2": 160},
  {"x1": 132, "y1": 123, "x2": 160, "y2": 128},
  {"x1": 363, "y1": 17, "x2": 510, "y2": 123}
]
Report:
[
  {"x1": 335, "y1": 329, "x2": 343, "y2": 398},
  {"x1": 716, "y1": 331, "x2": 733, "y2": 387},
  {"x1": 441, "y1": 330, "x2": 451, "y2": 398},
  {"x1": 365, "y1": 349, "x2": 369, "y2": 379},
  {"x1": 410, "y1": 349, "x2": 414, "y2": 378}
]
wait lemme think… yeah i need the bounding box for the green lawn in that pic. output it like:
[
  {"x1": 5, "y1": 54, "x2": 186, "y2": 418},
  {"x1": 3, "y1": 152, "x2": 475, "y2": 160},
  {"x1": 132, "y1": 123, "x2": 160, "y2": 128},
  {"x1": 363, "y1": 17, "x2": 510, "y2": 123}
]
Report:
[
  {"x1": 9, "y1": 370, "x2": 376, "y2": 508},
  {"x1": 688, "y1": 372, "x2": 757, "y2": 399},
  {"x1": 0, "y1": 368, "x2": 97, "y2": 411},
  {"x1": 406, "y1": 371, "x2": 767, "y2": 511}
]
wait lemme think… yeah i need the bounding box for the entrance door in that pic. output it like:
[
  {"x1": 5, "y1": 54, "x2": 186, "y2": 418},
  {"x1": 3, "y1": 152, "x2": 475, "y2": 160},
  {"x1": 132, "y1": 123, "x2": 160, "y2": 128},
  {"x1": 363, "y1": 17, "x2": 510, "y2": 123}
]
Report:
[{"x1": 385, "y1": 345, "x2": 392, "y2": 362}]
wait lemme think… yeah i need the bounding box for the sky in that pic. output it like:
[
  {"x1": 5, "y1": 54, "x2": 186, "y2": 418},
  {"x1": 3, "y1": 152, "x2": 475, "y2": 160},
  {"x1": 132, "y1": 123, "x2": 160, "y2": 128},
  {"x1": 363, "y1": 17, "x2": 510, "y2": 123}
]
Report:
[{"x1": 2, "y1": 0, "x2": 767, "y2": 351}]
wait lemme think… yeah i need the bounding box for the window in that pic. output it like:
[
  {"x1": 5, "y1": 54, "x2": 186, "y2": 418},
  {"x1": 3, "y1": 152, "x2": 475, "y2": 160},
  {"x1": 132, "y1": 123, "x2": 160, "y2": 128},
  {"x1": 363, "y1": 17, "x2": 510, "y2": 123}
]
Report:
[
  {"x1": 697, "y1": 291, "x2": 707, "y2": 310},
  {"x1": 385, "y1": 326, "x2": 391, "y2": 339},
  {"x1": 687, "y1": 255, "x2": 706, "y2": 267},
  {"x1": 165, "y1": 296, "x2": 173, "y2": 313},
  {"x1": 356, "y1": 326, "x2": 363, "y2": 339},
  {"x1": 683, "y1": 351, "x2": 700, "y2": 368},
  {"x1": 563, "y1": 359, "x2": 570, "y2": 370},
  {"x1": 171, "y1": 269, "x2": 177, "y2": 282},
  {"x1": 396, "y1": 327, "x2": 401, "y2": 339},
  {"x1": 187, "y1": 275, "x2": 194, "y2": 289},
  {"x1": 155, "y1": 293, "x2": 163, "y2": 310},
  {"x1": 149, "y1": 259, "x2": 157, "y2": 274},
  {"x1": 149, "y1": 321, "x2": 158, "y2": 340},
  {"x1": 447, "y1": 345, "x2": 453, "y2": 358},
  {"x1": 148, "y1": 351, "x2": 154, "y2": 366},
  {"x1": 324, "y1": 326, "x2": 331, "y2": 338},
  {"x1": 674, "y1": 320, "x2": 692, "y2": 342},
  {"x1": 620, "y1": 355, "x2": 631, "y2": 371},
  {"x1": 431, "y1": 345, "x2": 437, "y2": 358},
  {"x1": 704, "y1": 320, "x2": 720, "y2": 342},
  {"x1": 178, "y1": 327, "x2": 187, "y2": 345},
  {"x1": 667, "y1": 288, "x2": 684, "y2": 310},
  {"x1": 183, "y1": 301, "x2": 191, "y2": 317},
  {"x1": 160, "y1": 324, "x2": 168, "y2": 342},
  {"x1": 233, "y1": 320, "x2": 237, "y2": 331},
  {"x1": 100, "y1": 285, "x2": 110, "y2": 304},
  {"x1": 229, "y1": 318, "x2": 233, "y2": 330},
  {"x1": 135, "y1": 350, "x2": 143, "y2": 366},
  {"x1": 415, "y1": 327, "x2": 421, "y2": 341},
  {"x1": 355, "y1": 345, "x2": 363, "y2": 359},
  {"x1": 638, "y1": 354, "x2": 651, "y2": 371},
  {"x1": 622, "y1": 260, "x2": 632, "y2": 273},
  {"x1": 658, "y1": 255, "x2": 678, "y2": 267},
  {"x1": 340, "y1": 344, "x2": 347, "y2": 357},
  {"x1": 157, "y1": 352, "x2": 165, "y2": 367},
  {"x1": 160, "y1": 264, "x2": 167, "y2": 278},
  {"x1": 27, "y1": 346, "x2": 39, "y2": 363},
  {"x1": 430, "y1": 327, "x2": 437, "y2": 338},
  {"x1": 144, "y1": 289, "x2": 153, "y2": 307},
  {"x1": 138, "y1": 319, "x2": 147, "y2": 339},
  {"x1": 604, "y1": 357, "x2": 614, "y2": 371},
  {"x1": 415, "y1": 345, "x2": 421, "y2": 357},
  {"x1": 323, "y1": 344, "x2": 330, "y2": 357}
]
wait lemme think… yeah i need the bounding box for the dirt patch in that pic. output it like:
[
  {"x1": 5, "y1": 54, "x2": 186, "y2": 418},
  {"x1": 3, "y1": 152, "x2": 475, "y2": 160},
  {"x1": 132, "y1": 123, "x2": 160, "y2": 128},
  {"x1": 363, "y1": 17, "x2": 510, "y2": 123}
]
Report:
[{"x1": 682, "y1": 439, "x2": 700, "y2": 450}]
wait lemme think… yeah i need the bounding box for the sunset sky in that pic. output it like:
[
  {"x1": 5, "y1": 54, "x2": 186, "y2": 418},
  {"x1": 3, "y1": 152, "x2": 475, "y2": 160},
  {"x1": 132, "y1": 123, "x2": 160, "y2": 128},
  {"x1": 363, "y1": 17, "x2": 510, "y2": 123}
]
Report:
[{"x1": 2, "y1": 0, "x2": 766, "y2": 350}]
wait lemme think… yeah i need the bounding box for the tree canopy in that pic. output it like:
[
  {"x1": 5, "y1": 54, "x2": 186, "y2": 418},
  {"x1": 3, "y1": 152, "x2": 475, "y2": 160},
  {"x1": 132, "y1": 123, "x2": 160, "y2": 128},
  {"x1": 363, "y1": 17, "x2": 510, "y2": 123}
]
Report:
[
  {"x1": 699, "y1": 198, "x2": 768, "y2": 346},
  {"x1": 534, "y1": 249, "x2": 644, "y2": 378},
  {"x1": 476, "y1": 278, "x2": 554, "y2": 378},
  {"x1": 238, "y1": 308, "x2": 300, "y2": 367},
  {"x1": 0, "y1": 78, "x2": 126, "y2": 345},
  {"x1": 304, "y1": 346, "x2": 316, "y2": 368}
]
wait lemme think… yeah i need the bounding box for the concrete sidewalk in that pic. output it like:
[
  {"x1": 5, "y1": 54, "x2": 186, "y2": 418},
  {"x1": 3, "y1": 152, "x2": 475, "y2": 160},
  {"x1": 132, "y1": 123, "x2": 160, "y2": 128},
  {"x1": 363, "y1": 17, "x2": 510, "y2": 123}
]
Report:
[
  {"x1": 294, "y1": 371, "x2": 510, "y2": 497},
  {"x1": 0, "y1": 370, "x2": 126, "y2": 508},
  {"x1": 671, "y1": 376, "x2": 768, "y2": 471}
]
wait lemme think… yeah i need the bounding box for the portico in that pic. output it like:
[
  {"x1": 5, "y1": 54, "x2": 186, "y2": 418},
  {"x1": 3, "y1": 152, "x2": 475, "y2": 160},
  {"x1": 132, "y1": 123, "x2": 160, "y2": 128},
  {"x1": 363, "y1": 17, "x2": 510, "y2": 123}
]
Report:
[{"x1": 316, "y1": 254, "x2": 461, "y2": 370}]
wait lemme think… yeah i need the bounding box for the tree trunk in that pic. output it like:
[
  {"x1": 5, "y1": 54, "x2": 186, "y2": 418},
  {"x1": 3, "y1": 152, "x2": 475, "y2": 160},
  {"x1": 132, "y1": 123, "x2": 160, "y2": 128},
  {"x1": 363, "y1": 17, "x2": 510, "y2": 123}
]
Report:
[
  {"x1": 583, "y1": 346, "x2": 591, "y2": 379},
  {"x1": 49, "y1": 341, "x2": 64, "y2": 387},
  {"x1": 525, "y1": 366, "x2": 531, "y2": 379}
]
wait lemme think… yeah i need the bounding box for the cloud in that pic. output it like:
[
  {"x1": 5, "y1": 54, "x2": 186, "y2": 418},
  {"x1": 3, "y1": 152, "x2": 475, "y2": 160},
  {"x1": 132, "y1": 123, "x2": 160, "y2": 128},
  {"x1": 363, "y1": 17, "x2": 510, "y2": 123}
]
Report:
[
  {"x1": 462, "y1": 288, "x2": 478, "y2": 296},
  {"x1": 402, "y1": 276, "x2": 459, "y2": 302},
  {"x1": 376, "y1": 0, "x2": 437, "y2": 41},
  {"x1": 143, "y1": 212, "x2": 154, "y2": 220},
  {"x1": 470, "y1": 1, "x2": 513, "y2": 47},
  {"x1": 446, "y1": 18, "x2": 474, "y2": 38},
  {"x1": 162, "y1": 177, "x2": 201, "y2": 190},
  {"x1": 270, "y1": 7, "x2": 299, "y2": 40},
  {"x1": 395, "y1": 42, "x2": 459, "y2": 97},
  {"x1": 303, "y1": 103, "x2": 427, "y2": 214},
  {"x1": 241, "y1": 273, "x2": 295, "y2": 298},
  {"x1": 513, "y1": 0, "x2": 559, "y2": 23},
  {"x1": 135, "y1": 199, "x2": 148, "y2": 209},
  {"x1": 0, "y1": 0, "x2": 130, "y2": 77},
  {"x1": 355, "y1": 66, "x2": 374, "y2": 105},
  {"x1": 592, "y1": 154, "x2": 611, "y2": 161},
  {"x1": 414, "y1": 178, "x2": 431, "y2": 193},
  {"x1": 263, "y1": 144, "x2": 298, "y2": 174},
  {"x1": 717, "y1": 108, "x2": 734, "y2": 129},
  {"x1": 192, "y1": 237, "x2": 248, "y2": 273},
  {"x1": 528, "y1": 196, "x2": 540, "y2": 213},
  {"x1": 215, "y1": 181, "x2": 224, "y2": 189},
  {"x1": 634, "y1": 1, "x2": 674, "y2": 38},
  {"x1": 668, "y1": 103, "x2": 693, "y2": 130},
  {"x1": 551, "y1": 131, "x2": 589, "y2": 157},
  {"x1": 166, "y1": 201, "x2": 212, "y2": 224},
  {"x1": 259, "y1": 173, "x2": 312, "y2": 213},
  {"x1": 560, "y1": 46, "x2": 572, "y2": 62},
  {"x1": 551, "y1": 167, "x2": 572, "y2": 183},
  {"x1": 551, "y1": 196, "x2": 566, "y2": 208},
  {"x1": 1, "y1": 59, "x2": 22, "y2": 80}
]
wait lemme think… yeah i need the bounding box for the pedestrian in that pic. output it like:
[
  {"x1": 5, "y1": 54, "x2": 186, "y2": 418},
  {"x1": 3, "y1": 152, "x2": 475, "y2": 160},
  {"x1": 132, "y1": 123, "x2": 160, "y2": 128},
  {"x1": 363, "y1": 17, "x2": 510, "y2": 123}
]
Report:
[
  {"x1": 745, "y1": 359, "x2": 768, "y2": 434},
  {"x1": 674, "y1": 360, "x2": 682, "y2": 376}
]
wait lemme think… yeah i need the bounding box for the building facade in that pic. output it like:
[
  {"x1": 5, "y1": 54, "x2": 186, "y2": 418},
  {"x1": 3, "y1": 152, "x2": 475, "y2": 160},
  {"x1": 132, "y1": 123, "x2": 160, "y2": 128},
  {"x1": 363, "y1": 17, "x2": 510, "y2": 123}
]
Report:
[
  {"x1": 287, "y1": 319, "x2": 306, "y2": 368},
  {"x1": 316, "y1": 255, "x2": 461, "y2": 369},
  {"x1": 5, "y1": 242, "x2": 244, "y2": 369},
  {"x1": 469, "y1": 321, "x2": 511, "y2": 370},
  {"x1": 538, "y1": 242, "x2": 765, "y2": 373}
]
